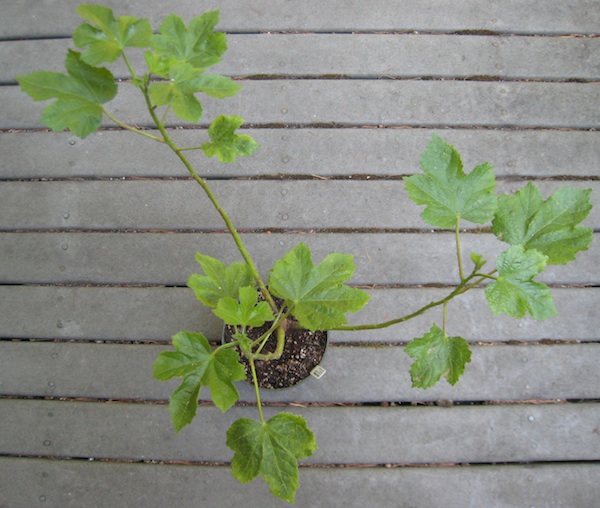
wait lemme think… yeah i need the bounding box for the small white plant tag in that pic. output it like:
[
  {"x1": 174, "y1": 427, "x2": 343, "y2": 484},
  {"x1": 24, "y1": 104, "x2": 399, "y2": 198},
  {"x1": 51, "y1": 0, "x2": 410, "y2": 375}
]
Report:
[{"x1": 310, "y1": 365, "x2": 326, "y2": 379}]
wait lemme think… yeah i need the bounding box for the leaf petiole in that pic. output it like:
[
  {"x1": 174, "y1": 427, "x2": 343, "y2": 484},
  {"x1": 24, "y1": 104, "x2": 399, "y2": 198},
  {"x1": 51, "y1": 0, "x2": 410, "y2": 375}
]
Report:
[
  {"x1": 249, "y1": 358, "x2": 265, "y2": 423},
  {"x1": 101, "y1": 107, "x2": 165, "y2": 142},
  {"x1": 455, "y1": 220, "x2": 465, "y2": 281}
]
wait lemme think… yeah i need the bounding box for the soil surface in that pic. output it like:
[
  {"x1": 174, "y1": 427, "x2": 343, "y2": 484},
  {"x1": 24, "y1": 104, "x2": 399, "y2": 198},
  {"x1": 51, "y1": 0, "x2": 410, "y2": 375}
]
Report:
[{"x1": 224, "y1": 321, "x2": 328, "y2": 389}]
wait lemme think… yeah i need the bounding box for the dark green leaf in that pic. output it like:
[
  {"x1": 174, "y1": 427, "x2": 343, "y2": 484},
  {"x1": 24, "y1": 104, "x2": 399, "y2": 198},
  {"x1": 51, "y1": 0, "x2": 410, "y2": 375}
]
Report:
[
  {"x1": 17, "y1": 50, "x2": 117, "y2": 138},
  {"x1": 405, "y1": 324, "x2": 471, "y2": 389},
  {"x1": 226, "y1": 413, "x2": 317, "y2": 503},
  {"x1": 214, "y1": 286, "x2": 274, "y2": 327},
  {"x1": 73, "y1": 4, "x2": 152, "y2": 65},
  {"x1": 404, "y1": 134, "x2": 497, "y2": 228},
  {"x1": 201, "y1": 115, "x2": 260, "y2": 163},
  {"x1": 169, "y1": 372, "x2": 203, "y2": 432},
  {"x1": 268, "y1": 243, "x2": 370, "y2": 331},
  {"x1": 150, "y1": 11, "x2": 227, "y2": 69},
  {"x1": 187, "y1": 253, "x2": 253, "y2": 308},
  {"x1": 485, "y1": 245, "x2": 557, "y2": 320},
  {"x1": 492, "y1": 182, "x2": 593, "y2": 264}
]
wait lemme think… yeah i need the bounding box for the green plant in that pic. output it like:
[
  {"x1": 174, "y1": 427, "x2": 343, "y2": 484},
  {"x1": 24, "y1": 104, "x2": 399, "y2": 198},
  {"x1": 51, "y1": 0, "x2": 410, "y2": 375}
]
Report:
[{"x1": 17, "y1": 4, "x2": 593, "y2": 503}]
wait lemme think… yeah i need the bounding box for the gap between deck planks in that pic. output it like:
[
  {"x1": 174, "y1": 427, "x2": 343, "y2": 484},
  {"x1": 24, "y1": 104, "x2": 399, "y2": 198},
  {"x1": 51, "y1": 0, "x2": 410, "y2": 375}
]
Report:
[
  {"x1": 0, "y1": 286, "x2": 598, "y2": 342},
  {"x1": 3, "y1": 34, "x2": 600, "y2": 84},
  {"x1": 2, "y1": 0, "x2": 600, "y2": 36},
  {"x1": 2, "y1": 399, "x2": 599, "y2": 464},
  {"x1": 1, "y1": 129, "x2": 599, "y2": 179},
  {"x1": 1, "y1": 341, "x2": 599, "y2": 402}
]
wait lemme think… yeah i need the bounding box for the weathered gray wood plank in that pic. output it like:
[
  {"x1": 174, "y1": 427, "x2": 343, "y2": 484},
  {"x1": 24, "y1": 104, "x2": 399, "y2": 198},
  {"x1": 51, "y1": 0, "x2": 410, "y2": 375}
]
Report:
[
  {"x1": 3, "y1": 0, "x2": 599, "y2": 37},
  {"x1": 2, "y1": 458, "x2": 599, "y2": 508},
  {"x1": 2, "y1": 341, "x2": 599, "y2": 402},
  {"x1": 1, "y1": 232, "x2": 597, "y2": 286},
  {"x1": 1, "y1": 180, "x2": 598, "y2": 230},
  {"x1": 0, "y1": 286, "x2": 597, "y2": 342},
  {"x1": 2, "y1": 128, "x2": 599, "y2": 179},
  {"x1": 4, "y1": 34, "x2": 599, "y2": 84},
  {"x1": 4, "y1": 81, "x2": 600, "y2": 130},
  {"x1": 1, "y1": 399, "x2": 598, "y2": 463}
]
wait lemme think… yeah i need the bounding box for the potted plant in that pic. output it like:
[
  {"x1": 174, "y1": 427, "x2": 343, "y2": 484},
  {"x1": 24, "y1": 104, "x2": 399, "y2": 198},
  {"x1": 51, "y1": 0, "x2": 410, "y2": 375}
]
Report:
[{"x1": 17, "y1": 4, "x2": 594, "y2": 503}]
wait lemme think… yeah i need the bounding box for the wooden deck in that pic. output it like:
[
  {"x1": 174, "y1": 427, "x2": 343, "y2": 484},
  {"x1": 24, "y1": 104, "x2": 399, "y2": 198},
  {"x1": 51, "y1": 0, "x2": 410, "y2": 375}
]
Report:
[{"x1": 1, "y1": 1, "x2": 599, "y2": 506}]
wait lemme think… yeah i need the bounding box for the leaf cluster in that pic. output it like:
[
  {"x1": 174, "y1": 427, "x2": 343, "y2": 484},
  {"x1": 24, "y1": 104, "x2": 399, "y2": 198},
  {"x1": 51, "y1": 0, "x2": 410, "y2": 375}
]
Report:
[
  {"x1": 403, "y1": 135, "x2": 593, "y2": 389},
  {"x1": 16, "y1": 4, "x2": 258, "y2": 162}
]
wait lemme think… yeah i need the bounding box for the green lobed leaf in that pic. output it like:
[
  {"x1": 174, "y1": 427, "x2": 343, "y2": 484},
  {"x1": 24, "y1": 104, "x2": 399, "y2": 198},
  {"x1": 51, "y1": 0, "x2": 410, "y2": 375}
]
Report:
[
  {"x1": 226, "y1": 413, "x2": 317, "y2": 503},
  {"x1": 153, "y1": 330, "x2": 246, "y2": 432},
  {"x1": 201, "y1": 115, "x2": 260, "y2": 163},
  {"x1": 16, "y1": 49, "x2": 117, "y2": 138},
  {"x1": 73, "y1": 4, "x2": 152, "y2": 65},
  {"x1": 492, "y1": 182, "x2": 593, "y2": 265},
  {"x1": 213, "y1": 286, "x2": 275, "y2": 327},
  {"x1": 268, "y1": 243, "x2": 370, "y2": 331},
  {"x1": 150, "y1": 11, "x2": 227, "y2": 70},
  {"x1": 146, "y1": 61, "x2": 240, "y2": 123},
  {"x1": 405, "y1": 324, "x2": 472, "y2": 389},
  {"x1": 485, "y1": 245, "x2": 557, "y2": 320},
  {"x1": 404, "y1": 134, "x2": 498, "y2": 228},
  {"x1": 187, "y1": 253, "x2": 253, "y2": 308}
]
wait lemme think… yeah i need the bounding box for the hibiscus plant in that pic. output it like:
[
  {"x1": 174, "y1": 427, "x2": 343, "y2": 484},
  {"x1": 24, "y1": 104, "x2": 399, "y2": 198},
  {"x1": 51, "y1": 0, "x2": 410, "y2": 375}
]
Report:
[{"x1": 17, "y1": 4, "x2": 593, "y2": 503}]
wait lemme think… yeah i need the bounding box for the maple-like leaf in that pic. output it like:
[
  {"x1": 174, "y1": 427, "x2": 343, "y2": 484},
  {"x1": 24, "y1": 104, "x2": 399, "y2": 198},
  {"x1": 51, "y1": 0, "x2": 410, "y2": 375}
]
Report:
[
  {"x1": 404, "y1": 134, "x2": 497, "y2": 228},
  {"x1": 73, "y1": 4, "x2": 152, "y2": 65},
  {"x1": 405, "y1": 324, "x2": 471, "y2": 389},
  {"x1": 213, "y1": 286, "x2": 274, "y2": 327},
  {"x1": 201, "y1": 115, "x2": 260, "y2": 163},
  {"x1": 268, "y1": 243, "x2": 370, "y2": 331},
  {"x1": 147, "y1": 62, "x2": 240, "y2": 123},
  {"x1": 153, "y1": 331, "x2": 246, "y2": 432},
  {"x1": 150, "y1": 11, "x2": 227, "y2": 70},
  {"x1": 17, "y1": 50, "x2": 117, "y2": 138},
  {"x1": 187, "y1": 253, "x2": 253, "y2": 309},
  {"x1": 227, "y1": 413, "x2": 317, "y2": 503},
  {"x1": 485, "y1": 245, "x2": 557, "y2": 320},
  {"x1": 492, "y1": 182, "x2": 593, "y2": 265}
]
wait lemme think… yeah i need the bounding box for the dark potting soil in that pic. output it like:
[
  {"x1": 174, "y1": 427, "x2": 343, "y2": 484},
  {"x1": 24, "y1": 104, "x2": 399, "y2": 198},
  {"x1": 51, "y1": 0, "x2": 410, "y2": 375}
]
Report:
[{"x1": 224, "y1": 322, "x2": 327, "y2": 389}]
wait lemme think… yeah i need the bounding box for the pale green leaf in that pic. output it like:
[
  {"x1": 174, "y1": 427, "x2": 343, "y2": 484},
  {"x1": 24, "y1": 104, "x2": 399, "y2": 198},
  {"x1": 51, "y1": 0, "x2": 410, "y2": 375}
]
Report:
[
  {"x1": 214, "y1": 286, "x2": 274, "y2": 327},
  {"x1": 405, "y1": 324, "x2": 471, "y2": 389},
  {"x1": 201, "y1": 115, "x2": 260, "y2": 163},
  {"x1": 404, "y1": 134, "x2": 497, "y2": 228},
  {"x1": 485, "y1": 245, "x2": 557, "y2": 320},
  {"x1": 268, "y1": 243, "x2": 370, "y2": 331},
  {"x1": 150, "y1": 11, "x2": 227, "y2": 69},
  {"x1": 17, "y1": 50, "x2": 117, "y2": 138},
  {"x1": 492, "y1": 182, "x2": 593, "y2": 264},
  {"x1": 187, "y1": 253, "x2": 253, "y2": 308},
  {"x1": 154, "y1": 330, "x2": 245, "y2": 431},
  {"x1": 73, "y1": 4, "x2": 152, "y2": 65},
  {"x1": 226, "y1": 413, "x2": 317, "y2": 503}
]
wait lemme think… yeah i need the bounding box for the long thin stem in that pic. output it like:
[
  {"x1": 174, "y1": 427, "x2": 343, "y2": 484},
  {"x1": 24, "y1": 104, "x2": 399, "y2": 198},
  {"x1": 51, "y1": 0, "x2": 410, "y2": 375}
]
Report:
[
  {"x1": 455, "y1": 220, "x2": 465, "y2": 281},
  {"x1": 140, "y1": 87, "x2": 278, "y2": 312},
  {"x1": 249, "y1": 358, "x2": 265, "y2": 423},
  {"x1": 331, "y1": 266, "x2": 491, "y2": 332},
  {"x1": 102, "y1": 108, "x2": 165, "y2": 142}
]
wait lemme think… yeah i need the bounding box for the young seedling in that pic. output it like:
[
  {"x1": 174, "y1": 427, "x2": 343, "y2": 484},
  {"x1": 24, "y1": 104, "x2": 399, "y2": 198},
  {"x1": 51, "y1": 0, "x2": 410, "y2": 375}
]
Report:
[{"x1": 17, "y1": 4, "x2": 594, "y2": 503}]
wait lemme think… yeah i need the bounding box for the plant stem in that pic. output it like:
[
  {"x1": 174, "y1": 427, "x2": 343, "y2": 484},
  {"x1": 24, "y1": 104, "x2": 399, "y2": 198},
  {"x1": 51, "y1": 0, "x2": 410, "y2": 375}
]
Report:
[
  {"x1": 249, "y1": 358, "x2": 265, "y2": 423},
  {"x1": 455, "y1": 220, "x2": 465, "y2": 281},
  {"x1": 102, "y1": 108, "x2": 165, "y2": 142},
  {"x1": 140, "y1": 87, "x2": 277, "y2": 312},
  {"x1": 331, "y1": 267, "x2": 487, "y2": 332},
  {"x1": 442, "y1": 302, "x2": 448, "y2": 334}
]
